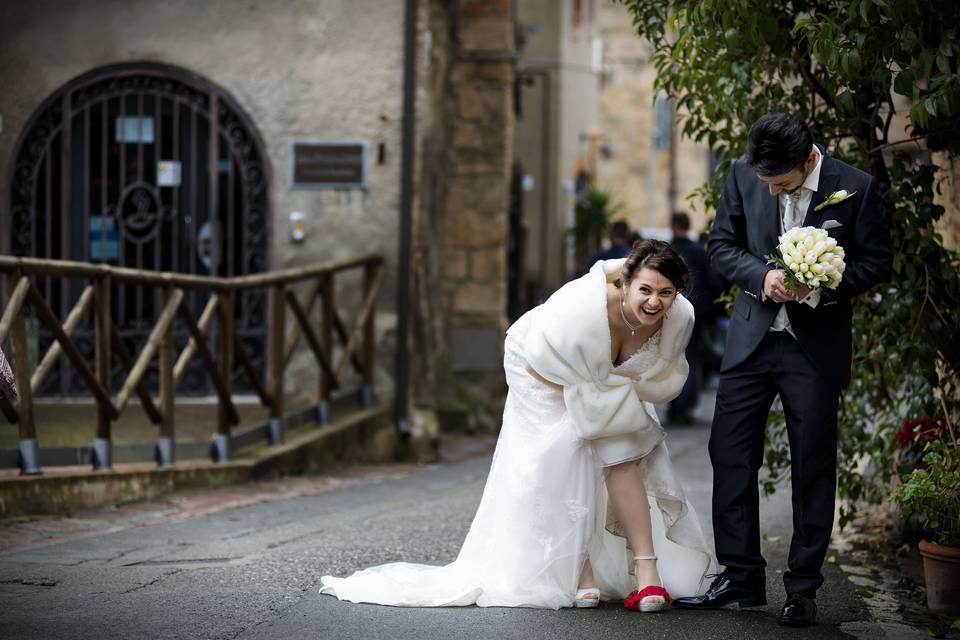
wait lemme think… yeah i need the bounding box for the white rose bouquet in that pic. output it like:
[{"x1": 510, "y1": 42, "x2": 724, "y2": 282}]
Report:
[{"x1": 766, "y1": 226, "x2": 846, "y2": 297}]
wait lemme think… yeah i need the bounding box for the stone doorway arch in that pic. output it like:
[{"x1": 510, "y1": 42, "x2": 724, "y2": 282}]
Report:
[{"x1": 4, "y1": 62, "x2": 270, "y2": 395}]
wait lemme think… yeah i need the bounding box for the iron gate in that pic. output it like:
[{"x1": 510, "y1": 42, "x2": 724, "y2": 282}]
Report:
[{"x1": 5, "y1": 63, "x2": 270, "y2": 396}]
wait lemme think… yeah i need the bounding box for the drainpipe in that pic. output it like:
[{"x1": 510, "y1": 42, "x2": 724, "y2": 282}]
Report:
[
  {"x1": 516, "y1": 67, "x2": 552, "y2": 299},
  {"x1": 394, "y1": 0, "x2": 417, "y2": 435}
]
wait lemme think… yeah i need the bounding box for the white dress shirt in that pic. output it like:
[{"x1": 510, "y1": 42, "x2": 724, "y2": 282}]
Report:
[{"x1": 769, "y1": 146, "x2": 823, "y2": 337}]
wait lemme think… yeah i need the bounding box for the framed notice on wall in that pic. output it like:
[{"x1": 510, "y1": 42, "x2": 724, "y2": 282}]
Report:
[{"x1": 289, "y1": 139, "x2": 368, "y2": 189}]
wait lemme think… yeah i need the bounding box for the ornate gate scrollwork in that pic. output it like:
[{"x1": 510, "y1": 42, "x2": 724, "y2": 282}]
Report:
[{"x1": 5, "y1": 63, "x2": 270, "y2": 396}]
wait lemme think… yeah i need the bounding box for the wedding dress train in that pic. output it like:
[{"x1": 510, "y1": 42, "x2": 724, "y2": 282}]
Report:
[{"x1": 320, "y1": 261, "x2": 716, "y2": 608}]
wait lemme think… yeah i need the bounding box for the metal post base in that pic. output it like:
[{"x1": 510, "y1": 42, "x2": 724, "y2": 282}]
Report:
[
  {"x1": 18, "y1": 438, "x2": 41, "y2": 476},
  {"x1": 315, "y1": 400, "x2": 331, "y2": 425},
  {"x1": 155, "y1": 437, "x2": 175, "y2": 468},
  {"x1": 91, "y1": 438, "x2": 112, "y2": 471},
  {"x1": 359, "y1": 385, "x2": 375, "y2": 408},
  {"x1": 212, "y1": 434, "x2": 231, "y2": 463},
  {"x1": 268, "y1": 418, "x2": 284, "y2": 445}
]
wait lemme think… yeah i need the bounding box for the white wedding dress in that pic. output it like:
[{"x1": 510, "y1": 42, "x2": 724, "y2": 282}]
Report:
[{"x1": 320, "y1": 261, "x2": 716, "y2": 609}]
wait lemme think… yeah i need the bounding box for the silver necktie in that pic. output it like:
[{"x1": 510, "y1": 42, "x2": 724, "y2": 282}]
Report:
[{"x1": 783, "y1": 191, "x2": 802, "y2": 231}]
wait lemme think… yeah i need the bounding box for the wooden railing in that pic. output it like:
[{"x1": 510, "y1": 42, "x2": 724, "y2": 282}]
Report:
[{"x1": 0, "y1": 254, "x2": 383, "y2": 475}]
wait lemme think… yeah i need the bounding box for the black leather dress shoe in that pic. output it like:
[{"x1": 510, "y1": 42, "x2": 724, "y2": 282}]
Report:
[
  {"x1": 778, "y1": 594, "x2": 817, "y2": 627},
  {"x1": 672, "y1": 574, "x2": 767, "y2": 609}
]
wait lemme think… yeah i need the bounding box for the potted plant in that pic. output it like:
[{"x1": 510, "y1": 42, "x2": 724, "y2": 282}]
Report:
[
  {"x1": 569, "y1": 185, "x2": 623, "y2": 271},
  {"x1": 890, "y1": 418, "x2": 960, "y2": 615}
]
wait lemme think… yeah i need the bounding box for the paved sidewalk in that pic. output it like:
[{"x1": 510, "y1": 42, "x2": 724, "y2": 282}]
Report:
[{"x1": 0, "y1": 426, "x2": 876, "y2": 639}]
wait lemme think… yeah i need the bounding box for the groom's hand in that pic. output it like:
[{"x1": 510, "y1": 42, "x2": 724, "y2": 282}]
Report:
[{"x1": 764, "y1": 269, "x2": 794, "y2": 303}]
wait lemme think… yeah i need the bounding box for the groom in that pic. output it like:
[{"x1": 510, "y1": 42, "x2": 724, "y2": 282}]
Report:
[{"x1": 673, "y1": 112, "x2": 892, "y2": 626}]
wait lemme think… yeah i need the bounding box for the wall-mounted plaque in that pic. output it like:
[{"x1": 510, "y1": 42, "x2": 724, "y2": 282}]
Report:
[
  {"x1": 289, "y1": 139, "x2": 368, "y2": 189},
  {"x1": 157, "y1": 161, "x2": 181, "y2": 186},
  {"x1": 89, "y1": 216, "x2": 119, "y2": 261},
  {"x1": 116, "y1": 116, "x2": 154, "y2": 143}
]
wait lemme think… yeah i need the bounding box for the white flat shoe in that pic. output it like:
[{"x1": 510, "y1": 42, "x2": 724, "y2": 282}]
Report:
[{"x1": 574, "y1": 587, "x2": 601, "y2": 608}]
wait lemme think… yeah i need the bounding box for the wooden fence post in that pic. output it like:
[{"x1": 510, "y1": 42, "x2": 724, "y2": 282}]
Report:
[
  {"x1": 93, "y1": 275, "x2": 112, "y2": 470},
  {"x1": 5, "y1": 272, "x2": 39, "y2": 475},
  {"x1": 269, "y1": 284, "x2": 285, "y2": 444},
  {"x1": 318, "y1": 273, "x2": 334, "y2": 424},
  {"x1": 0, "y1": 255, "x2": 383, "y2": 472},
  {"x1": 361, "y1": 261, "x2": 377, "y2": 408},
  {"x1": 157, "y1": 286, "x2": 176, "y2": 467},
  {"x1": 214, "y1": 290, "x2": 235, "y2": 461}
]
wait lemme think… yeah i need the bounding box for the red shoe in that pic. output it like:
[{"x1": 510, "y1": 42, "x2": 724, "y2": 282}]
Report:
[
  {"x1": 624, "y1": 585, "x2": 672, "y2": 612},
  {"x1": 623, "y1": 555, "x2": 671, "y2": 612}
]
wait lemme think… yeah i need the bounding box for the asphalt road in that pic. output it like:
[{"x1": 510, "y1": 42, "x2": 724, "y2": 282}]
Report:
[{"x1": 0, "y1": 424, "x2": 873, "y2": 640}]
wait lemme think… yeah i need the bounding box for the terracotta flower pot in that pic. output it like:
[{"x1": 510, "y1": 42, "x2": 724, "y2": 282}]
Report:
[{"x1": 918, "y1": 539, "x2": 960, "y2": 615}]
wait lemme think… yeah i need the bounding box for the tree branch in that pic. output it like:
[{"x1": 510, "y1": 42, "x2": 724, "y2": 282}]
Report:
[
  {"x1": 867, "y1": 130, "x2": 960, "y2": 155},
  {"x1": 795, "y1": 34, "x2": 837, "y2": 110},
  {"x1": 880, "y1": 96, "x2": 895, "y2": 146}
]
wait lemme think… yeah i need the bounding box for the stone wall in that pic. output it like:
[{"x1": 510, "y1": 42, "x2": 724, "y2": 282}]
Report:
[
  {"x1": 934, "y1": 152, "x2": 960, "y2": 251},
  {"x1": 0, "y1": 0, "x2": 407, "y2": 401},
  {"x1": 431, "y1": 0, "x2": 514, "y2": 428},
  {"x1": 0, "y1": 0, "x2": 518, "y2": 429},
  {"x1": 595, "y1": 2, "x2": 712, "y2": 236},
  {"x1": 0, "y1": 0, "x2": 407, "y2": 275},
  {"x1": 439, "y1": 0, "x2": 513, "y2": 366}
]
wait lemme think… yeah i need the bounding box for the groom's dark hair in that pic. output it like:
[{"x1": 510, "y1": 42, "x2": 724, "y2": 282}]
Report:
[{"x1": 746, "y1": 112, "x2": 813, "y2": 177}]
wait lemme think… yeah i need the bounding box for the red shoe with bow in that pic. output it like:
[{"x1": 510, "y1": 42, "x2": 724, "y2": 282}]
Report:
[{"x1": 623, "y1": 555, "x2": 672, "y2": 613}]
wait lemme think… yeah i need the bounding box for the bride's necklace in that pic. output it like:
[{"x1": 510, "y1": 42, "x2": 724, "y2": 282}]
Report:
[{"x1": 619, "y1": 289, "x2": 642, "y2": 337}]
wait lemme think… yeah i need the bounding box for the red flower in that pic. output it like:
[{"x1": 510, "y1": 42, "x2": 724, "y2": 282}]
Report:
[{"x1": 896, "y1": 417, "x2": 946, "y2": 450}]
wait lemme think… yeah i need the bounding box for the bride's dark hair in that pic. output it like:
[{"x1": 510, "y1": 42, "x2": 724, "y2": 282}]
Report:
[{"x1": 614, "y1": 239, "x2": 689, "y2": 292}]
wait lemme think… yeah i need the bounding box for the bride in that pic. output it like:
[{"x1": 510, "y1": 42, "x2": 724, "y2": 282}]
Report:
[{"x1": 321, "y1": 239, "x2": 715, "y2": 610}]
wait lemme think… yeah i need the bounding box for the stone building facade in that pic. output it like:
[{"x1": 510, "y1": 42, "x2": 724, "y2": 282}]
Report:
[
  {"x1": 595, "y1": 1, "x2": 712, "y2": 238},
  {"x1": 0, "y1": 0, "x2": 412, "y2": 399},
  {"x1": 0, "y1": 0, "x2": 409, "y2": 276},
  {"x1": 0, "y1": 0, "x2": 516, "y2": 425},
  {"x1": 514, "y1": 0, "x2": 603, "y2": 302}
]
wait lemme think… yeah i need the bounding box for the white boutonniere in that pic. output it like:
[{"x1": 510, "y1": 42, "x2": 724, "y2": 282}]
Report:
[{"x1": 813, "y1": 189, "x2": 856, "y2": 212}]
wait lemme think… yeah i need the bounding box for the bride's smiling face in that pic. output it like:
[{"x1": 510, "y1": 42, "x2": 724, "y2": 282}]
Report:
[{"x1": 622, "y1": 267, "x2": 678, "y2": 326}]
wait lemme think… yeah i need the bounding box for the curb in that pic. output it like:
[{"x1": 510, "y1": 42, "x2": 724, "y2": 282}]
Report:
[{"x1": 0, "y1": 403, "x2": 426, "y2": 518}]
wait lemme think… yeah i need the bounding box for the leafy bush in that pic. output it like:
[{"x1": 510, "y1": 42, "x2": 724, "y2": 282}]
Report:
[
  {"x1": 890, "y1": 428, "x2": 960, "y2": 547},
  {"x1": 622, "y1": 0, "x2": 960, "y2": 527}
]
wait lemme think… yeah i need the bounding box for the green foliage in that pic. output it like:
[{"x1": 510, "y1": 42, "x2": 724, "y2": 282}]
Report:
[
  {"x1": 889, "y1": 433, "x2": 960, "y2": 547},
  {"x1": 569, "y1": 185, "x2": 624, "y2": 251},
  {"x1": 622, "y1": 0, "x2": 960, "y2": 528}
]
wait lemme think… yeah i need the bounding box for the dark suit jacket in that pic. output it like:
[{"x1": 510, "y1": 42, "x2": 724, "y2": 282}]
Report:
[
  {"x1": 670, "y1": 236, "x2": 717, "y2": 321},
  {"x1": 707, "y1": 149, "x2": 892, "y2": 387}
]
